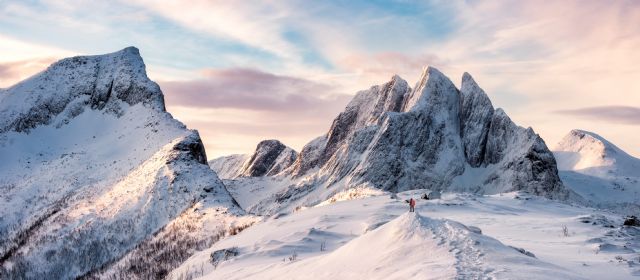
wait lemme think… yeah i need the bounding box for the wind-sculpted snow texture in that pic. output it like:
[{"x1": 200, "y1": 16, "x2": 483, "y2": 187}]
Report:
[
  {"x1": 263, "y1": 67, "x2": 569, "y2": 212},
  {"x1": 0, "y1": 48, "x2": 241, "y2": 279}
]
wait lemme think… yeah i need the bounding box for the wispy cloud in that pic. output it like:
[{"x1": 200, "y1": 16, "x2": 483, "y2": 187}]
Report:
[
  {"x1": 159, "y1": 68, "x2": 352, "y2": 157},
  {"x1": 0, "y1": 58, "x2": 57, "y2": 88},
  {"x1": 555, "y1": 106, "x2": 640, "y2": 125},
  {"x1": 160, "y1": 68, "x2": 350, "y2": 112}
]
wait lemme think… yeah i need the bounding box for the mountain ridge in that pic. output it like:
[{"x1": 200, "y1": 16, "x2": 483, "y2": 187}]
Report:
[
  {"x1": 216, "y1": 66, "x2": 572, "y2": 215},
  {"x1": 0, "y1": 47, "x2": 245, "y2": 279}
]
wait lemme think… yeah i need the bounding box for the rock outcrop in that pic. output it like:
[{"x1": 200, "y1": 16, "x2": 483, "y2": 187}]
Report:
[
  {"x1": 209, "y1": 139, "x2": 297, "y2": 179},
  {"x1": 241, "y1": 140, "x2": 297, "y2": 177}
]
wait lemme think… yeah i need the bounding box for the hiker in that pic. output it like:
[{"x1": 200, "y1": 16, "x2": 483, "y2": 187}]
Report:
[{"x1": 409, "y1": 197, "x2": 416, "y2": 212}]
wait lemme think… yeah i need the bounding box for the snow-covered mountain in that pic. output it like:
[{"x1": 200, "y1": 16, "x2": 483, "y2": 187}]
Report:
[
  {"x1": 0, "y1": 48, "x2": 250, "y2": 279},
  {"x1": 227, "y1": 67, "x2": 571, "y2": 215},
  {"x1": 554, "y1": 129, "x2": 640, "y2": 214},
  {"x1": 209, "y1": 139, "x2": 297, "y2": 179}
]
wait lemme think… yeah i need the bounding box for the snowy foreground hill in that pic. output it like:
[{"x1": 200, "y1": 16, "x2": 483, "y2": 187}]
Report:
[
  {"x1": 1, "y1": 48, "x2": 639, "y2": 279},
  {"x1": 173, "y1": 191, "x2": 640, "y2": 279},
  {"x1": 0, "y1": 48, "x2": 254, "y2": 279}
]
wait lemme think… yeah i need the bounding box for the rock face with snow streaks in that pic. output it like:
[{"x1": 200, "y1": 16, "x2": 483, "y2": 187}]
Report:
[
  {"x1": 241, "y1": 139, "x2": 297, "y2": 177},
  {"x1": 274, "y1": 66, "x2": 569, "y2": 200}
]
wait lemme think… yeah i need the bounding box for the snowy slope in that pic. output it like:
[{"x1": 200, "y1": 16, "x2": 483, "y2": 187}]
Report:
[
  {"x1": 555, "y1": 129, "x2": 640, "y2": 178},
  {"x1": 553, "y1": 129, "x2": 640, "y2": 214},
  {"x1": 0, "y1": 48, "x2": 244, "y2": 279},
  {"x1": 228, "y1": 67, "x2": 571, "y2": 215},
  {"x1": 209, "y1": 154, "x2": 249, "y2": 179},
  {"x1": 171, "y1": 191, "x2": 639, "y2": 279}
]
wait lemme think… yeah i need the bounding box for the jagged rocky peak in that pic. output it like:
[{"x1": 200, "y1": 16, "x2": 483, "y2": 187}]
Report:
[
  {"x1": 278, "y1": 66, "x2": 569, "y2": 200},
  {"x1": 403, "y1": 66, "x2": 459, "y2": 113},
  {"x1": 239, "y1": 139, "x2": 298, "y2": 177},
  {"x1": 0, "y1": 46, "x2": 165, "y2": 133},
  {"x1": 290, "y1": 75, "x2": 411, "y2": 176}
]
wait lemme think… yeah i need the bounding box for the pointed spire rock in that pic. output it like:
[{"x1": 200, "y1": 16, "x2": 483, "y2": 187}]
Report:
[
  {"x1": 460, "y1": 72, "x2": 495, "y2": 167},
  {"x1": 403, "y1": 66, "x2": 458, "y2": 112}
]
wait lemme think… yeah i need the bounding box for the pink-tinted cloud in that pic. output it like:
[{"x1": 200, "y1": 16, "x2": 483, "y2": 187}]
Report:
[
  {"x1": 339, "y1": 52, "x2": 444, "y2": 76},
  {"x1": 0, "y1": 58, "x2": 57, "y2": 88},
  {"x1": 555, "y1": 106, "x2": 640, "y2": 125},
  {"x1": 160, "y1": 68, "x2": 351, "y2": 112}
]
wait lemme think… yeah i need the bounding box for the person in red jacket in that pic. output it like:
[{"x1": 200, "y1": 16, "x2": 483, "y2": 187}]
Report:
[{"x1": 409, "y1": 197, "x2": 416, "y2": 212}]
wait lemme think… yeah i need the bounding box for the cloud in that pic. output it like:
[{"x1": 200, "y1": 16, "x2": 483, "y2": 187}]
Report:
[
  {"x1": 159, "y1": 68, "x2": 353, "y2": 157},
  {"x1": 126, "y1": 0, "x2": 299, "y2": 60},
  {"x1": 160, "y1": 68, "x2": 350, "y2": 112},
  {"x1": 0, "y1": 58, "x2": 58, "y2": 88},
  {"x1": 555, "y1": 106, "x2": 640, "y2": 125},
  {"x1": 340, "y1": 52, "x2": 444, "y2": 76}
]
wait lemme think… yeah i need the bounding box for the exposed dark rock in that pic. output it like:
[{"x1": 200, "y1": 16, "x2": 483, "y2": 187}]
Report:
[
  {"x1": 624, "y1": 216, "x2": 640, "y2": 227},
  {"x1": 241, "y1": 140, "x2": 297, "y2": 177}
]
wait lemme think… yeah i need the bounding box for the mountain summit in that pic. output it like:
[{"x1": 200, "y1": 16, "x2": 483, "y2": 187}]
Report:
[
  {"x1": 216, "y1": 66, "x2": 571, "y2": 214},
  {"x1": 0, "y1": 48, "x2": 243, "y2": 279},
  {"x1": 553, "y1": 129, "x2": 640, "y2": 214}
]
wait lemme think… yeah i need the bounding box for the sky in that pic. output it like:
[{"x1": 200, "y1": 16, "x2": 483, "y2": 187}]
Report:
[{"x1": 1, "y1": 0, "x2": 639, "y2": 158}]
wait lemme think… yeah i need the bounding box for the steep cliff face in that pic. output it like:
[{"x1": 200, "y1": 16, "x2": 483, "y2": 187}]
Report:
[
  {"x1": 460, "y1": 72, "x2": 494, "y2": 167},
  {"x1": 0, "y1": 48, "x2": 242, "y2": 279},
  {"x1": 279, "y1": 67, "x2": 567, "y2": 200}
]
